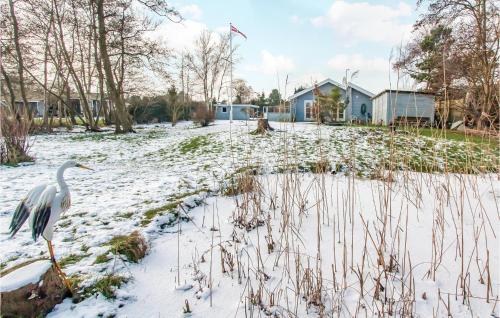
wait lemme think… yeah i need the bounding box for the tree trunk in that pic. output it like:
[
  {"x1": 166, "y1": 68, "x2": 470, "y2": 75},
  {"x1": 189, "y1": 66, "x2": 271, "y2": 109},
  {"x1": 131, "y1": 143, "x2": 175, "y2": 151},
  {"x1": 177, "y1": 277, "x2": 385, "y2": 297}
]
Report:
[
  {"x1": 53, "y1": 2, "x2": 97, "y2": 132},
  {"x1": 95, "y1": 0, "x2": 133, "y2": 133},
  {"x1": 0, "y1": 64, "x2": 16, "y2": 112},
  {"x1": 92, "y1": 8, "x2": 109, "y2": 126},
  {"x1": 8, "y1": 0, "x2": 30, "y2": 120},
  {"x1": 42, "y1": 47, "x2": 51, "y2": 132},
  {"x1": 253, "y1": 118, "x2": 274, "y2": 134},
  {"x1": 0, "y1": 259, "x2": 68, "y2": 318}
]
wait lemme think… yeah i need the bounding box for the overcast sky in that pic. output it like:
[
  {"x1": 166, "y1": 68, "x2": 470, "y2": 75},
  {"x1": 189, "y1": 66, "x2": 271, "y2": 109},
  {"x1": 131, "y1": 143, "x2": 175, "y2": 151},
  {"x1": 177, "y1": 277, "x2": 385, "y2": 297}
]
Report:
[{"x1": 156, "y1": 0, "x2": 423, "y2": 97}]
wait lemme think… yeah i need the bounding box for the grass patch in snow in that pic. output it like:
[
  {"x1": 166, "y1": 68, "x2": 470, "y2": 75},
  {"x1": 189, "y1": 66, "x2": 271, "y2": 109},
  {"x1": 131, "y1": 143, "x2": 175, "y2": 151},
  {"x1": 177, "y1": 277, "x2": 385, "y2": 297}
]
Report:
[
  {"x1": 0, "y1": 255, "x2": 21, "y2": 272},
  {"x1": 233, "y1": 164, "x2": 260, "y2": 175},
  {"x1": 169, "y1": 188, "x2": 208, "y2": 201},
  {"x1": 224, "y1": 172, "x2": 258, "y2": 196},
  {"x1": 57, "y1": 219, "x2": 72, "y2": 228},
  {"x1": 70, "y1": 152, "x2": 108, "y2": 163},
  {"x1": 179, "y1": 135, "x2": 210, "y2": 154},
  {"x1": 68, "y1": 128, "x2": 164, "y2": 144},
  {"x1": 140, "y1": 189, "x2": 207, "y2": 226},
  {"x1": 141, "y1": 202, "x2": 178, "y2": 226},
  {"x1": 103, "y1": 231, "x2": 147, "y2": 263},
  {"x1": 69, "y1": 132, "x2": 116, "y2": 142},
  {"x1": 116, "y1": 211, "x2": 135, "y2": 219},
  {"x1": 327, "y1": 127, "x2": 499, "y2": 174},
  {"x1": 410, "y1": 127, "x2": 499, "y2": 147},
  {"x1": 387, "y1": 135, "x2": 498, "y2": 173},
  {"x1": 84, "y1": 274, "x2": 128, "y2": 299},
  {"x1": 68, "y1": 274, "x2": 84, "y2": 292},
  {"x1": 59, "y1": 253, "x2": 90, "y2": 268},
  {"x1": 306, "y1": 159, "x2": 331, "y2": 173},
  {"x1": 93, "y1": 253, "x2": 111, "y2": 265}
]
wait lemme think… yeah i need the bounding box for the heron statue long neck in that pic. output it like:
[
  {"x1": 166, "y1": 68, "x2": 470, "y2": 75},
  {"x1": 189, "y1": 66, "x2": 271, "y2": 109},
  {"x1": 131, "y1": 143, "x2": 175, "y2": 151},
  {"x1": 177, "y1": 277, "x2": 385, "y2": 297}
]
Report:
[{"x1": 56, "y1": 162, "x2": 71, "y2": 190}]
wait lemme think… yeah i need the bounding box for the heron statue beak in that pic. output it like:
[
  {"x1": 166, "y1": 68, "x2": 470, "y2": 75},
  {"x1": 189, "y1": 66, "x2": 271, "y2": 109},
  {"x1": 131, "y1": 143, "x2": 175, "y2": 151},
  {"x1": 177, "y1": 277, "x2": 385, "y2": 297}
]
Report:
[{"x1": 76, "y1": 164, "x2": 94, "y2": 171}]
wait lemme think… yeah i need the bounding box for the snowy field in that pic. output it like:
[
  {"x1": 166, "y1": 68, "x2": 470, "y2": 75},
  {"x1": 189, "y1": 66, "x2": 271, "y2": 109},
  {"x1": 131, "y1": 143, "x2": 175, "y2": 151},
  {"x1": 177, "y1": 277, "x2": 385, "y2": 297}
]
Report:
[{"x1": 0, "y1": 121, "x2": 498, "y2": 317}]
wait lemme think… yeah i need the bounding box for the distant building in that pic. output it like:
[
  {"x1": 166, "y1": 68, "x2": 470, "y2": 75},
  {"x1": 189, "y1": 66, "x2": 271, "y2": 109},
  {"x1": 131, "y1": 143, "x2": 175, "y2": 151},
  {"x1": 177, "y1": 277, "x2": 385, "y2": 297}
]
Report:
[
  {"x1": 286, "y1": 78, "x2": 374, "y2": 122},
  {"x1": 371, "y1": 90, "x2": 435, "y2": 126},
  {"x1": 2, "y1": 92, "x2": 108, "y2": 117},
  {"x1": 214, "y1": 104, "x2": 259, "y2": 120},
  {"x1": 0, "y1": 88, "x2": 47, "y2": 116},
  {"x1": 213, "y1": 78, "x2": 375, "y2": 123}
]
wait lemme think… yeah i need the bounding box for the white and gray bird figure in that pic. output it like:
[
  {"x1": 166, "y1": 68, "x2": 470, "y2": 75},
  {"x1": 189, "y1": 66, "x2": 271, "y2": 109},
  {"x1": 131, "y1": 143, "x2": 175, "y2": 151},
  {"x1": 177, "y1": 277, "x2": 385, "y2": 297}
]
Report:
[{"x1": 9, "y1": 160, "x2": 93, "y2": 290}]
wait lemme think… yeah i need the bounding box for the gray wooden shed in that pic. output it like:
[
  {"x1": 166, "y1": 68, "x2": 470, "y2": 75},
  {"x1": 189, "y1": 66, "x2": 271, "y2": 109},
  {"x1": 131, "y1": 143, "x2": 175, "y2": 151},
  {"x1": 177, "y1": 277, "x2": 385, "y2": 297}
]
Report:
[{"x1": 371, "y1": 90, "x2": 435, "y2": 126}]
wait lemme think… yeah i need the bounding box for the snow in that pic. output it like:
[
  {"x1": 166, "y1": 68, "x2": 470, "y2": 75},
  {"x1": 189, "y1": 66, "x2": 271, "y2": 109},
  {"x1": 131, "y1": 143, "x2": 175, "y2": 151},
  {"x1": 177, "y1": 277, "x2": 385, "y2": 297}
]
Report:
[
  {"x1": 48, "y1": 294, "x2": 118, "y2": 318},
  {"x1": 0, "y1": 260, "x2": 51, "y2": 292},
  {"x1": 0, "y1": 121, "x2": 498, "y2": 317},
  {"x1": 106, "y1": 173, "x2": 497, "y2": 318}
]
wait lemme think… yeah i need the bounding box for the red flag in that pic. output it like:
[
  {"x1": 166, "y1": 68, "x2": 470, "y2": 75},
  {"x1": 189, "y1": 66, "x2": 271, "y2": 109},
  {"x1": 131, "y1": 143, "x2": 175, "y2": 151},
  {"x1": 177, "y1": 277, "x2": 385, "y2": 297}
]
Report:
[{"x1": 230, "y1": 24, "x2": 247, "y2": 39}]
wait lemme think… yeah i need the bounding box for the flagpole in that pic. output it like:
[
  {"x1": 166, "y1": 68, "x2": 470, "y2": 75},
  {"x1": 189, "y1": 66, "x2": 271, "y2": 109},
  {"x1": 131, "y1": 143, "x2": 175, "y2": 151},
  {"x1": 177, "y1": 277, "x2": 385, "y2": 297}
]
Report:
[{"x1": 229, "y1": 22, "x2": 233, "y2": 123}]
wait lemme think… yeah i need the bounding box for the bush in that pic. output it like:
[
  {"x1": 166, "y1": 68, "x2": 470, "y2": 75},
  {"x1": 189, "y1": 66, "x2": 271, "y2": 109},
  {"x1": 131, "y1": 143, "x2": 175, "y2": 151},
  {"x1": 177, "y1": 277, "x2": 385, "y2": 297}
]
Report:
[
  {"x1": 128, "y1": 95, "x2": 195, "y2": 124},
  {"x1": 128, "y1": 97, "x2": 169, "y2": 124},
  {"x1": 191, "y1": 104, "x2": 214, "y2": 127},
  {"x1": 0, "y1": 107, "x2": 33, "y2": 165}
]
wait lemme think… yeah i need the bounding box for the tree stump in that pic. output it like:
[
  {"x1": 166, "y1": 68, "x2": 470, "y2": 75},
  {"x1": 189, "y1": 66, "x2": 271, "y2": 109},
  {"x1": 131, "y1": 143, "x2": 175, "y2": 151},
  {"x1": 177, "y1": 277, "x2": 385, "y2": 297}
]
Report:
[
  {"x1": 253, "y1": 118, "x2": 274, "y2": 134},
  {"x1": 0, "y1": 259, "x2": 67, "y2": 318}
]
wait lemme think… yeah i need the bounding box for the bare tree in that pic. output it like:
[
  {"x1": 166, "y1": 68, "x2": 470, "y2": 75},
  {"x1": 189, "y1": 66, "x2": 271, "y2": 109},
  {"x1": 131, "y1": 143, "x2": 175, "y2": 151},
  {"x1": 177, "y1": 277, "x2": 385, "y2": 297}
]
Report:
[
  {"x1": 2, "y1": 0, "x2": 179, "y2": 133},
  {"x1": 233, "y1": 78, "x2": 253, "y2": 104},
  {"x1": 405, "y1": 0, "x2": 500, "y2": 128},
  {"x1": 7, "y1": 0, "x2": 30, "y2": 118},
  {"x1": 167, "y1": 84, "x2": 182, "y2": 126},
  {"x1": 94, "y1": 0, "x2": 177, "y2": 133},
  {"x1": 186, "y1": 30, "x2": 231, "y2": 107},
  {"x1": 53, "y1": 0, "x2": 99, "y2": 131}
]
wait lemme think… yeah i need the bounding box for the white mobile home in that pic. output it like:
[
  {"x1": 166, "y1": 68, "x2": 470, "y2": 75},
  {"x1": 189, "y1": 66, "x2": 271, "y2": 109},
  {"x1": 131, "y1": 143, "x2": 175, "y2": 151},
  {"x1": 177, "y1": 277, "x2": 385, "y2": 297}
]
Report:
[{"x1": 371, "y1": 90, "x2": 435, "y2": 126}]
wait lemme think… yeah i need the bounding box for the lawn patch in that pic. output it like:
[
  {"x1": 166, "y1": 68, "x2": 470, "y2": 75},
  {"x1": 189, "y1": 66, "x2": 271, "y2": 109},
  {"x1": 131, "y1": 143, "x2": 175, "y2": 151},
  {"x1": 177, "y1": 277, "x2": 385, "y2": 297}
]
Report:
[
  {"x1": 413, "y1": 128, "x2": 499, "y2": 147},
  {"x1": 179, "y1": 135, "x2": 210, "y2": 154}
]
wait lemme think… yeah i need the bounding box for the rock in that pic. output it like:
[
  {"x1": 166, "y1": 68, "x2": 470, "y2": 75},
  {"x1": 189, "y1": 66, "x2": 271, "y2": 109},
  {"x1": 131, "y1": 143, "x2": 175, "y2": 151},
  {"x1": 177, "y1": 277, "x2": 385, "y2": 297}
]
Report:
[{"x1": 0, "y1": 259, "x2": 67, "y2": 318}]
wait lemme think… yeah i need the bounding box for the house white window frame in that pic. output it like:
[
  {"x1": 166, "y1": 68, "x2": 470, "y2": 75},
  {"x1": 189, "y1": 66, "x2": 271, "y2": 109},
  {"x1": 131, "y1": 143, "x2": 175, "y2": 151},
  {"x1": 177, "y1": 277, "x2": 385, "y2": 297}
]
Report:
[
  {"x1": 221, "y1": 106, "x2": 227, "y2": 113},
  {"x1": 304, "y1": 100, "x2": 313, "y2": 121},
  {"x1": 337, "y1": 108, "x2": 345, "y2": 120}
]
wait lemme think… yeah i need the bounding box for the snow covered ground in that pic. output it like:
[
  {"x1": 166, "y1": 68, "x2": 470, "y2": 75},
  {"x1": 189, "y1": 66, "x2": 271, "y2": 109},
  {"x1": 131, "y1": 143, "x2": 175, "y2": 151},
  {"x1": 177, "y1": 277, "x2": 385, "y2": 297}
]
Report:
[{"x1": 0, "y1": 121, "x2": 498, "y2": 317}]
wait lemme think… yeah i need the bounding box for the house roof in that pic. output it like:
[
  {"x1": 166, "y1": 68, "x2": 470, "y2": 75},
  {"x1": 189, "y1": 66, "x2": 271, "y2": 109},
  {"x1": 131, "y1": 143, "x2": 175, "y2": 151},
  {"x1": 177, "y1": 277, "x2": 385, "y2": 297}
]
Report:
[
  {"x1": 215, "y1": 104, "x2": 259, "y2": 109},
  {"x1": 288, "y1": 78, "x2": 343, "y2": 100},
  {"x1": 348, "y1": 82, "x2": 375, "y2": 98},
  {"x1": 287, "y1": 78, "x2": 374, "y2": 100},
  {"x1": 371, "y1": 89, "x2": 436, "y2": 100}
]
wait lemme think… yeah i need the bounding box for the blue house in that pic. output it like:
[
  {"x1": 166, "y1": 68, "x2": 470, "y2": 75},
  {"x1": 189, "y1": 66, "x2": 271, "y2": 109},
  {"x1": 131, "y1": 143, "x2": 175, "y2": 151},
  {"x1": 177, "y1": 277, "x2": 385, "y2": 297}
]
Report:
[
  {"x1": 285, "y1": 78, "x2": 375, "y2": 122},
  {"x1": 214, "y1": 104, "x2": 259, "y2": 120}
]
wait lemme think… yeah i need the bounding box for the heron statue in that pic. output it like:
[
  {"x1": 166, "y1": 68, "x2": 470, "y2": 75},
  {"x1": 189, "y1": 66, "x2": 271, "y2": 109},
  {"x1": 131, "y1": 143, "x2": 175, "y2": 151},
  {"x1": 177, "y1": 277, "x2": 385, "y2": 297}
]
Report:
[{"x1": 9, "y1": 160, "x2": 93, "y2": 292}]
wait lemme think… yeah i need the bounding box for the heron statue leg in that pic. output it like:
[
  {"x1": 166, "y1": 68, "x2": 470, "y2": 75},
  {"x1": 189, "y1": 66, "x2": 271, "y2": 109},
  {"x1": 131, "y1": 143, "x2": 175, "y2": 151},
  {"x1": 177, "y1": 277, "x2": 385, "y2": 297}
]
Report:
[{"x1": 47, "y1": 240, "x2": 73, "y2": 294}]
